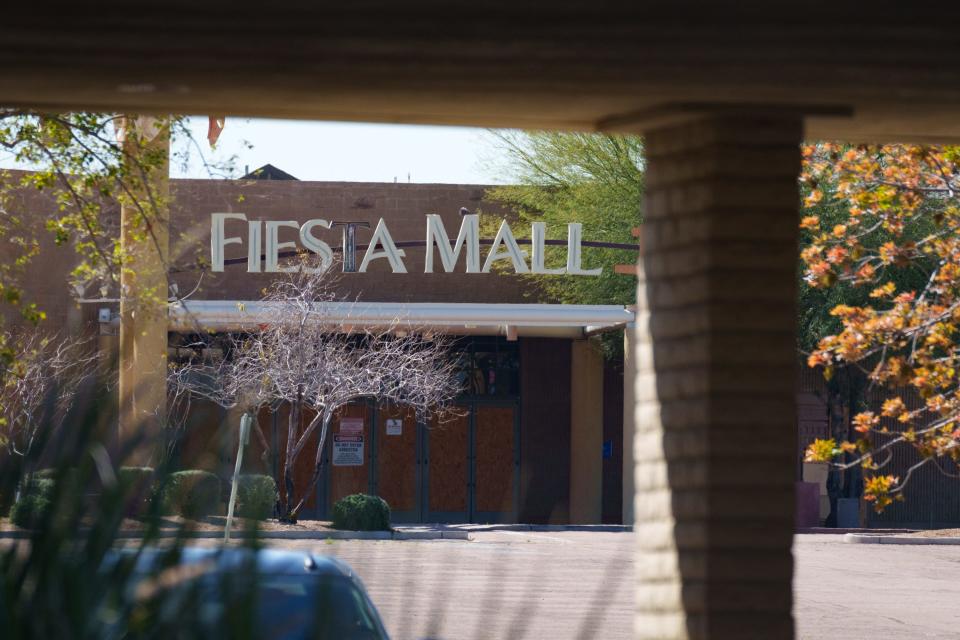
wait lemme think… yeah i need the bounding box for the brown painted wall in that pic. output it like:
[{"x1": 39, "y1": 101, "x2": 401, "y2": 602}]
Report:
[{"x1": 519, "y1": 337, "x2": 571, "y2": 523}]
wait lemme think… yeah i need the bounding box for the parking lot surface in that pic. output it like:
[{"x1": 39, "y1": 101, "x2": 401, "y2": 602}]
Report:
[{"x1": 201, "y1": 531, "x2": 960, "y2": 639}]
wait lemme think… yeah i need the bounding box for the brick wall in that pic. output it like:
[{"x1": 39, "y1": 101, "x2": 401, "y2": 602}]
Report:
[
  {"x1": 633, "y1": 114, "x2": 801, "y2": 639},
  {"x1": 1, "y1": 175, "x2": 544, "y2": 332}
]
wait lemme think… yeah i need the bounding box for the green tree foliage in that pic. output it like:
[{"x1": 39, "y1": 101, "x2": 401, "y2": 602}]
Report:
[
  {"x1": 0, "y1": 112, "x2": 233, "y2": 385},
  {"x1": 485, "y1": 130, "x2": 643, "y2": 307},
  {"x1": 800, "y1": 143, "x2": 960, "y2": 510},
  {"x1": 797, "y1": 161, "x2": 936, "y2": 355},
  {"x1": 484, "y1": 131, "x2": 643, "y2": 358}
]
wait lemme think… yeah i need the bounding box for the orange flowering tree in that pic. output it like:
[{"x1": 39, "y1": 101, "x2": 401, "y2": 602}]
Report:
[{"x1": 801, "y1": 143, "x2": 960, "y2": 511}]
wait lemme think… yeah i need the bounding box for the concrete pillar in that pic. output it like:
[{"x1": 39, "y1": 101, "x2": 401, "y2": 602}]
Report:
[
  {"x1": 118, "y1": 119, "x2": 170, "y2": 461},
  {"x1": 570, "y1": 338, "x2": 604, "y2": 523},
  {"x1": 633, "y1": 113, "x2": 801, "y2": 639},
  {"x1": 623, "y1": 324, "x2": 637, "y2": 525}
]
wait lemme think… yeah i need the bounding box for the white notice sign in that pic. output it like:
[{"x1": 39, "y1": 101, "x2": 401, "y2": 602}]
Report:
[
  {"x1": 333, "y1": 435, "x2": 364, "y2": 466},
  {"x1": 340, "y1": 417, "x2": 364, "y2": 436},
  {"x1": 386, "y1": 419, "x2": 403, "y2": 436}
]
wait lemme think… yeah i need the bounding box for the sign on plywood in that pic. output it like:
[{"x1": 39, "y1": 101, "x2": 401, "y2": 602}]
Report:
[
  {"x1": 333, "y1": 435, "x2": 364, "y2": 466},
  {"x1": 339, "y1": 417, "x2": 364, "y2": 436},
  {"x1": 386, "y1": 418, "x2": 403, "y2": 436}
]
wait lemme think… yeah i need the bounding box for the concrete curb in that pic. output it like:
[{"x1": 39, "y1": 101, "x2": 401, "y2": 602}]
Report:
[
  {"x1": 393, "y1": 529, "x2": 471, "y2": 540},
  {"x1": 0, "y1": 529, "x2": 471, "y2": 541},
  {"x1": 449, "y1": 524, "x2": 632, "y2": 533},
  {"x1": 797, "y1": 527, "x2": 917, "y2": 535},
  {"x1": 844, "y1": 533, "x2": 960, "y2": 545}
]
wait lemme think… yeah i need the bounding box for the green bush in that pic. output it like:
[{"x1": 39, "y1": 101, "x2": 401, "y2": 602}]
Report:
[
  {"x1": 160, "y1": 470, "x2": 221, "y2": 519},
  {"x1": 235, "y1": 474, "x2": 276, "y2": 520},
  {"x1": 117, "y1": 466, "x2": 156, "y2": 516},
  {"x1": 331, "y1": 494, "x2": 390, "y2": 531},
  {"x1": 11, "y1": 478, "x2": 55, "y2": 529}
]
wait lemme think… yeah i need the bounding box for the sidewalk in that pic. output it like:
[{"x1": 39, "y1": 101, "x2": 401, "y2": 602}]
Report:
[{"x1": 0, "y1": 524, "x2": 471, "y2": 541}]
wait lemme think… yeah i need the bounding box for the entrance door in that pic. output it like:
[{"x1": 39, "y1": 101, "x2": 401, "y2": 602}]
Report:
[
  {"x1": 473, "y1": 404, "x2": 518, "y2": 522},
  {"x1": 424, "y1": 408, "x2": 470, "y2": 522},
  {"x1": 312, "y1": 400, "x2": 518, "y2": 523},
  {"x1": 326, "y1": 403, "x2": 372, "y2": 508},
  {"x1": 422, "y1": 402, "x2": 518, "y2": 523},
  {"x1": 374, "y1": 403, "x2": 420, "y2": 522}
]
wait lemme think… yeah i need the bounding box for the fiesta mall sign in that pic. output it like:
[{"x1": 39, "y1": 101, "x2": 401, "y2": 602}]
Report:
[{"x1": 210, "y1": 213, "x2": 602, "y2": 276}]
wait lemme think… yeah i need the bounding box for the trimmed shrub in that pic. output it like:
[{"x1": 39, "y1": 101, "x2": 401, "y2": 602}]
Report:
[
  {"x1": 160, "y1": 470, "x2": 222, "y2": 519},
  {"x1": 235, "y1": 474, "x2": 276, "y2": 520},
  {"x1": 11, "y1": 478, "x2": 55, "y2": 529},
  {"x1": 117, "y1": 466, "x2": 156, "y2": 516},
  {"x1": 331, "y1": 494, "x2": 390, "y2": 531}
]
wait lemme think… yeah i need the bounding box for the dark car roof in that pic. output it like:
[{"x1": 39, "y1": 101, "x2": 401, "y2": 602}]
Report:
[{"x1": 125, "y1": 547, "x2": 355, "y2": 579}]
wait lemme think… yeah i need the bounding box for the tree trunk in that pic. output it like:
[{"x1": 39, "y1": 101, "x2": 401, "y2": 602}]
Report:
[
  {"x1": 288, "y1": 411, "x2": 332, "y2": 521},
  {"x1": 280, "y1": 395, "x2": 302, "y2": 521}
]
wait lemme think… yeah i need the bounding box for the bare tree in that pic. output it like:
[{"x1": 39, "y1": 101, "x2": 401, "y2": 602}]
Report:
[
  {"x1": 0, "y1": 331, "x2": 100, "y2": 473},
  {"x1": 171, "y1": 262, "x2": 461, "y2": 522}
]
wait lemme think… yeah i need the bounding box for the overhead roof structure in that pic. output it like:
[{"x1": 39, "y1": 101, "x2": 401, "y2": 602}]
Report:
[
  {"x1": 168, "y1": 300, "x2": 636, "y2": 338},
  {"x1": 1, "y1": 4, "x2": 959, "y2": 142}
]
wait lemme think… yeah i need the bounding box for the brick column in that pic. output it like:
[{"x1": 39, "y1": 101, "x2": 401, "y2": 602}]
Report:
[
  {"x1": 634, "y1": 114, "x2": 801, "y2": 639},
  {"x1": 118, "y1": 120, "x2": 170, "y2": 462},
  {"x1": 623, "y1": 324, "x2": 637, "y2": 525}
]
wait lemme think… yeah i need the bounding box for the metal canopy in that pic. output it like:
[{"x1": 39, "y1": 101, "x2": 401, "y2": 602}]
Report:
[{"x1": 168, "y1": 300, "x2": 635, "y2": 338}]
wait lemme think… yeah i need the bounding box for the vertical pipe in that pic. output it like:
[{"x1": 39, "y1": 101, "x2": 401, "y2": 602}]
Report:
[{"x1": 225, "y1": 412, "x2": 253, "y2": 542}]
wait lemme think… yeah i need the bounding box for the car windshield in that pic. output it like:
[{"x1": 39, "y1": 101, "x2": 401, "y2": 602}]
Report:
[
  {"x1": 253, "y1": 574, "x2": 386, "y2": 640},
  {"x1": 100, "y1": 552, "x2": 388, "y2": 639}
]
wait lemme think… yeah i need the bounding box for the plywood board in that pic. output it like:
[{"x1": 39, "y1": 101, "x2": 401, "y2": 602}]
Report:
[
  {"x1": 329, "y1": 403, "x2": 370, "y2": 504},
  {"x1": 376, "y1": 404, "x2": 418, "y2": 512},
  {"x1": 475, "y1": 406, "x2": 515, "y2": 513},
  {"x1": 428, "y1": 410, "x2": 469, "y2": 514}
]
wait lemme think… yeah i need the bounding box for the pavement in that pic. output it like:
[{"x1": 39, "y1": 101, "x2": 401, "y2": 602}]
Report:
[
  {"x1": 794, "y1": 533, "x2": 960, "y2": 640},
  {"x1": 209, "y1": 529, "x2": 635, "y2": 640},
  {"x1": 844, "y1": 532, "x2": 960, "y2": 545},
  {"x1": 187, "y1": 531, "x2": 960, "y2": 640}
]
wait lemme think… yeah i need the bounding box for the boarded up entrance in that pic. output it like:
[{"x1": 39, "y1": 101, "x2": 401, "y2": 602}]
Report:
[
  {"x1": 310, "y1": 400, "x2": 518, "y2": 523},
  {"x1": 375, "y1": 404, "x2": 419, "y2": 521}
]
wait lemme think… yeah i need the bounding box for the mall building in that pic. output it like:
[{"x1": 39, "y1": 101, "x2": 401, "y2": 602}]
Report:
[
  {"x1": 4, "y1": 167, "x2": 634, "y2": 525},
  {"x1": 7, "y1": 167, "x2": 956, "y2": 528}
]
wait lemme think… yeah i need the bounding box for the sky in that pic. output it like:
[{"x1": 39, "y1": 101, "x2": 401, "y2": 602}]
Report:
[{"x1": 172, "y1": 117, "x2": 511, "y2": 185}]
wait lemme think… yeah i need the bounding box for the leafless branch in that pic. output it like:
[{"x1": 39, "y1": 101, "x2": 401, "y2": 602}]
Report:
[
  {"x1": 169, "y1": 258, "x2": 461, "y2": 521},
  {"x1": 0, "y1": 330, "x2": 101, "y2": 465}
]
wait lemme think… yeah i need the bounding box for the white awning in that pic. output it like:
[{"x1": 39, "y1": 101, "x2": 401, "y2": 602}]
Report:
[{"x1": 168, "y1": 300, "x2": 635, "y2": 338}]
